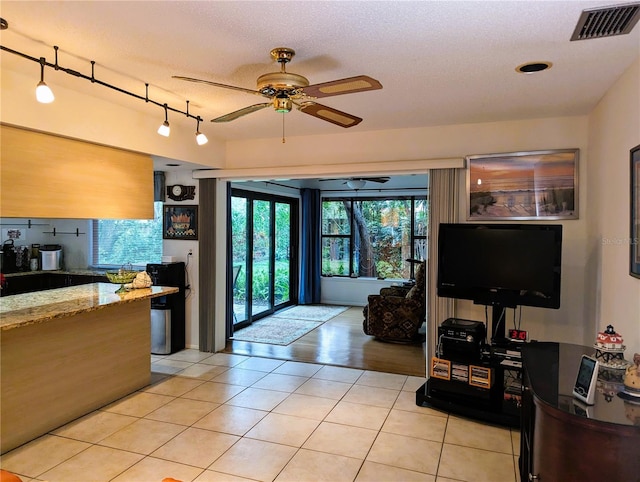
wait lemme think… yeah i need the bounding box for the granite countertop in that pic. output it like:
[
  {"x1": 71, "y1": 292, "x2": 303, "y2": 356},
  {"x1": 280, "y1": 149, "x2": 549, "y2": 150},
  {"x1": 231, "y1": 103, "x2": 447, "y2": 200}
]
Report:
[
  {"x1": 3, "y1": 269, "x2": 108, "y2": 278},
  {"x1": 0, "y1": 283, "x2": 179, "y2": 331}
]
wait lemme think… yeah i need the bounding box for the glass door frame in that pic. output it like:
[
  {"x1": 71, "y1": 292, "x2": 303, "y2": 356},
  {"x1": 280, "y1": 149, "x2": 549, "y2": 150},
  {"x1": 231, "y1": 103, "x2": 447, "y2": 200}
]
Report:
[{"x1": 226, "y1": 186, "x2": 299, "y2": 334}]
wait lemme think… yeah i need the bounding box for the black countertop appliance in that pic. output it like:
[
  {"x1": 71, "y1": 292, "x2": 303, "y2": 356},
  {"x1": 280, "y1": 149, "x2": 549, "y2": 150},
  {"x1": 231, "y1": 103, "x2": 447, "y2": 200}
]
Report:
[
  {"x1": 2, "y1": 239, "x2": 17, "y2": 273},
  {"x1": 146, "y1": 262, "x2": 186, "y2": 354}
]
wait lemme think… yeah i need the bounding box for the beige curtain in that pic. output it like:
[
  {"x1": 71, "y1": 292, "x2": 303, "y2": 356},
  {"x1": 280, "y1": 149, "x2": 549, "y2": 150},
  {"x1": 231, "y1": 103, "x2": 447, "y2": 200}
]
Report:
[{"x1": 426, "y1": 168, "x2": 462, "y2": 363}]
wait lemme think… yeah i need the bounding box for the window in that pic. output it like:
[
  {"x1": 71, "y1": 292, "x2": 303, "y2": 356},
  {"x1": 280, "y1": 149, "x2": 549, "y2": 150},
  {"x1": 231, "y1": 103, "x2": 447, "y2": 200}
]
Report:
[
  {"x1": 92, "y1": 201, "x2": 163, "y2": 267},
  {"x1": 321, "y1": 196, "x2": 428, "y2": 279}
]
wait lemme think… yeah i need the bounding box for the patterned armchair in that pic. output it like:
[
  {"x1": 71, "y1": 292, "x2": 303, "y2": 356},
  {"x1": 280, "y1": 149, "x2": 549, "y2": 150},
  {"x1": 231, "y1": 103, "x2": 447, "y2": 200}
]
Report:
[{"x1": 362, "y1": 261, "x2": 426, "y2": 343}]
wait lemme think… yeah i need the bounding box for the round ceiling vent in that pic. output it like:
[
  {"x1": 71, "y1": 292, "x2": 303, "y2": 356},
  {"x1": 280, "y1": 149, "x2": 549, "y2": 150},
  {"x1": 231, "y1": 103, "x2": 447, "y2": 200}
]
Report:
[{"x1": 516, "y1": 61, "x2": 553, "y2": 74}]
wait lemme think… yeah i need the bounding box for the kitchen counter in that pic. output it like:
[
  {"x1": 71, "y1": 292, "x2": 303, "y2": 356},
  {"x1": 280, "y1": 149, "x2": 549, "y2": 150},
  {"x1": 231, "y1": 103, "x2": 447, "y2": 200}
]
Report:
[
  {"x1": 2, "y1": 268, "x2": 108, "y2": 277},
  {"x1": 0, "y1": 282, "x2": 178, "y2": 330},
  {"x1": 1, "y1": 282, "x2": 179, "y2": 453}
]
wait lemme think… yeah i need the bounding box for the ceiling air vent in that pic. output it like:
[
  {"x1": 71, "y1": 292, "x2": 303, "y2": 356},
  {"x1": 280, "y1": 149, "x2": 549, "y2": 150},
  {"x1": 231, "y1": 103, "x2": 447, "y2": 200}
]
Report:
[{"x1": 571, "y1": 2, "x2": 640, "y2": 40}]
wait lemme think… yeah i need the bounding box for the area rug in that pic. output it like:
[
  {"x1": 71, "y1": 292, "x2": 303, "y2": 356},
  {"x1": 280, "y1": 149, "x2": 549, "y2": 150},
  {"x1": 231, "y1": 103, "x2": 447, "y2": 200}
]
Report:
[
  {"x1": 232, "y1": 305, "x2": 349, "y2": 345},
  {"x1": 271, "y1": 304, "x2": 348, "y2": 322},
  {"x1": 231, "y1": 318, "x2": 323, "y2": 345}
]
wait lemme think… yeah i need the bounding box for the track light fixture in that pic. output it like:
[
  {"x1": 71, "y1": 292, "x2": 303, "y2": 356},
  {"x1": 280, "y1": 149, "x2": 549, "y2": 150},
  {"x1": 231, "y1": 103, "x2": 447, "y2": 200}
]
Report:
[
  {"x1": 35, "y1": 57, "x2": 55, "y2": 104},
  {"x1": 157, "y1": 103, "x2": 170, "y2": 137},
  {"x1": 195, "y1": 116, "x2": 208, "y2": 145},
  {"x1": 1, "y1": 33, "x2": 208, "y2": 146}
]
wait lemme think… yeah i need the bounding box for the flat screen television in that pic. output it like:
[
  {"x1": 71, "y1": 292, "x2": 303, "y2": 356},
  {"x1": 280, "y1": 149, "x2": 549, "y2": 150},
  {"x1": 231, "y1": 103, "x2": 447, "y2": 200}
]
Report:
[{"x1": 437, "y1": 223, "x2": 562, "y2": 310}]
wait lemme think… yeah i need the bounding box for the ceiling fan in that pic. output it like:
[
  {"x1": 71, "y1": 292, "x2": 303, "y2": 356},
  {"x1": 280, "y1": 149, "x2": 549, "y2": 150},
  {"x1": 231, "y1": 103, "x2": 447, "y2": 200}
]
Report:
[
  {"x1": 320, "y1": 176, "x2": 391, "y2": 189},
  {"x1": 173, "y1": 47, "x2": 382, "y2": 128}
]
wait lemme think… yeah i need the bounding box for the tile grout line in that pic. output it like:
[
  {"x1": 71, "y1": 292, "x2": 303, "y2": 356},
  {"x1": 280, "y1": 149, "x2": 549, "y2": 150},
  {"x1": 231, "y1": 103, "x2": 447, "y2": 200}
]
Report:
[{"x1": 6, "y1": 350, "x2": 518, "y2": 481}]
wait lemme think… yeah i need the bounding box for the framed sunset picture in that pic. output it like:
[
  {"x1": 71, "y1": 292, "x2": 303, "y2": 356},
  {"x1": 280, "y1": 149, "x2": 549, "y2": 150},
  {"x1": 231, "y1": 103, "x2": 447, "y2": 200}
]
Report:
[
  {"x1": 631, "y1": 144, "x2": 640, "y2": 278},
  {"x1": 466, "y1": 149, "x2": 579, "y2": 221}
]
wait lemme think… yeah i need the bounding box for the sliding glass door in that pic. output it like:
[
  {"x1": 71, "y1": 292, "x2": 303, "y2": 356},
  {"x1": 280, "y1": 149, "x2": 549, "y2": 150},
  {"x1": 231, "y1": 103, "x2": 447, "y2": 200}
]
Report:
[{"x1": 229, "y1": 188, "x2": 298, "y2": 330}]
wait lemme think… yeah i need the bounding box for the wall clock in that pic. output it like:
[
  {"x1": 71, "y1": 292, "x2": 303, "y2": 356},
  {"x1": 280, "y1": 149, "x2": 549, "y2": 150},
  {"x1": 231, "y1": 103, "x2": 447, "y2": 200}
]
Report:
[{"x1": 166, "y1": 184, "x2": 196, "y2": 202}]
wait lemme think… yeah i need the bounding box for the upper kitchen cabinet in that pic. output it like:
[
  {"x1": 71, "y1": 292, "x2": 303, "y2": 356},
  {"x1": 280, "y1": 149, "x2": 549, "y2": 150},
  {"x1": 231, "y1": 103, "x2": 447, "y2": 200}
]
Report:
[{"x1": 0, "y1": 124, "x2": 153, "y2": 220}]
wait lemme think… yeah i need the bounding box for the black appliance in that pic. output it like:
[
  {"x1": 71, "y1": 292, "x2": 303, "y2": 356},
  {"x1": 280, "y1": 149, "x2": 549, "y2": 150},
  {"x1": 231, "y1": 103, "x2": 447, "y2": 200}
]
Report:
[
  {"x1": 438, "y1": 318, "x2": 485, "y2": 362},
  {"x1": 146, "y1": 262, "x2": 186, "y2": 354},
  {"x1": 2, "y1": 239, "x2": 17, "y2": 273}
]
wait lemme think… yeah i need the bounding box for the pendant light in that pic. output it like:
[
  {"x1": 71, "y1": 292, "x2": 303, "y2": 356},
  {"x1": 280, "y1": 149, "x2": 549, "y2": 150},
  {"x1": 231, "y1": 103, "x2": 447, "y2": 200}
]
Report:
[
  {"x1": 157, "y1": 104, "x2": 170, "y2": 137},
  {"x1": 35, "y1": 57, "x2": 55, "y2": 103},
  {"x1": 195, "y1": 116, "x2": 208, "y2": 145}
]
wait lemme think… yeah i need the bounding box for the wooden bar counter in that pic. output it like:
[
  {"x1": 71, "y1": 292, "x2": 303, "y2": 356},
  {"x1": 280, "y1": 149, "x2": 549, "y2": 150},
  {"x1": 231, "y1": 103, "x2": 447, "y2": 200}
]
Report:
[
  {"x1": 520, "y1": 342, "x2": 640, "y2": 481},
  {"x1": 0, "y1": 283, "x2": 178, "y2": 453}
]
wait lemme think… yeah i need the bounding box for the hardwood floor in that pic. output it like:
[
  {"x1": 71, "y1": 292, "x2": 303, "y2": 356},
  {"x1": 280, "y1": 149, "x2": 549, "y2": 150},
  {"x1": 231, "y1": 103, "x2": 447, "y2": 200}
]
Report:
[{"x1": 224, "y1": 306, "x2": 426, "y2": 377}]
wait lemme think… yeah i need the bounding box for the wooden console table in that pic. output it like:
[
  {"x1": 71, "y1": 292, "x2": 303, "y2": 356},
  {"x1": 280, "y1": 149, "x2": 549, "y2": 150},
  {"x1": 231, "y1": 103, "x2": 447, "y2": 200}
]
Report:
[{"x1": 520, "y1": 342, "x2": 640, "y2": 482}]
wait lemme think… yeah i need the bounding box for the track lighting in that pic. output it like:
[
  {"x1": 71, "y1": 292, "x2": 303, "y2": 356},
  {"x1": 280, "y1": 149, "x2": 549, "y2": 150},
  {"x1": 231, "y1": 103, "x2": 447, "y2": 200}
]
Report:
[
  {"x1": 35, "y1": 57, "x2": 54, "y2": 103},
  {"x1": 2, "y1": 37, "x2": 208, "y2": 146},
  {"x1": 195, "y1": 117, "x2": 208, "y2": 145},
  {"x1": 157, "y1": 103, "x2": 170, "y2": 137}
]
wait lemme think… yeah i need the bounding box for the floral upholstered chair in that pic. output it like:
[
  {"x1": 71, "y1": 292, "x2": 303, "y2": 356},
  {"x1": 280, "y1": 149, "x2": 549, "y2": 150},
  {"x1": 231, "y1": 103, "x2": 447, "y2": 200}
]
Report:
[{"x1": 362, "y1": 261, "x2": 426, "y2": 343}]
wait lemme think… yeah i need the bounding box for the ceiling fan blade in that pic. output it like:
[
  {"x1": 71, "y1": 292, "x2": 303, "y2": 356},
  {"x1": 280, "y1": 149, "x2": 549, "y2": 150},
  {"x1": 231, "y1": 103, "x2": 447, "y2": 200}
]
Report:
[
  {"x1": 211, "y1": 103, "x2": 271, "y2": 123},
  {"x1": 362, "y1": 177, "x2": 390, "y2": 183},
  {"x1": 297, "y1": 102, "x2": 362, "y2": 128},
  {"x1": 302, "y1": 75, "x2": 382, "y2": 98},
  {"x1": 172, "y1": 76, "x2": 263, "y2": 97}
]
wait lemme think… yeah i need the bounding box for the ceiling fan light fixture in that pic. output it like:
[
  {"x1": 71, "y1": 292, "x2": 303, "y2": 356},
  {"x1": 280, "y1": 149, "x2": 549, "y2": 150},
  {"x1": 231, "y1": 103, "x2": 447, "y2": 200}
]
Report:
[
  {"x1": 274, "y1": 96, "x2": 292, "y2": 113},
  {"x1": 347, "y1": 179, "x2": 366, "y2": 190}
]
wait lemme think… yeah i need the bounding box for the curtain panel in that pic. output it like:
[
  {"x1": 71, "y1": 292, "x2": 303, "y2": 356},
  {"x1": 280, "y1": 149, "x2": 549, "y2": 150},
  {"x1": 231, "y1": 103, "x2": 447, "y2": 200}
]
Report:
[
  {"x1": 427, "y1": 168, "x2": 461, "y2": 362},
  {"x1": 299, "y1": 188, "x2": 321, "y2": 304},
  {"x1": 153, "y1": 171, "x2": 165, "y2": 202}
]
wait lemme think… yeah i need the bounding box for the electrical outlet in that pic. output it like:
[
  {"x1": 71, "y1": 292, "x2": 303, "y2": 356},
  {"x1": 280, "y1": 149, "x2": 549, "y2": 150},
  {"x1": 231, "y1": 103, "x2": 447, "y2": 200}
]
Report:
[{"x1": 188, "y1": 249, "x2": 193, "y2": 256}]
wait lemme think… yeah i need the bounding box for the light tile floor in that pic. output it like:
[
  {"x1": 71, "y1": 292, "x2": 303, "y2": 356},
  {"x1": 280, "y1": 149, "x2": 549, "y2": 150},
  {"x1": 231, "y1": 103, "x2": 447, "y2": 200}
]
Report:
[{"x1": 1, "y1": 349, "x2": 521, "y2": 482}]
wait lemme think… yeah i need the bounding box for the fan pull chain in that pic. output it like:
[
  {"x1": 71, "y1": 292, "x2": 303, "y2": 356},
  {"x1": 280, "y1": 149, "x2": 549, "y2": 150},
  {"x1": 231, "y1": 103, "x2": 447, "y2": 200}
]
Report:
[{"x1": 282, "y1": 112, "x2": 286, "y2": 144}]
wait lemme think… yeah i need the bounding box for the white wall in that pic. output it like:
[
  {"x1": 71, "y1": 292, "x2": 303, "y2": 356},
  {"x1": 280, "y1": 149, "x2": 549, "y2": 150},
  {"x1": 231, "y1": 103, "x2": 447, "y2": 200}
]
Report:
[
  {"x1": 587, "y1": 57, "x2": 640, "y2": 356},
  {"x1": 155, "y1": 170, "x2": 200, "y2": 349},
  {"x1": 321, "y1": 277, "x2": 404, "y2": 307},
  {"x1": 0, "y1": 69, "x2": 225, "y2": 168},
  {"x1": 225, "y1": 117, "x2": 588, "y2": 168},
  {"x1": 0, "y1": 218, "x2": 92, "y2": 269},
  {"x1": 218, "y1": 116, "x2": 590, "y2": 349},
  {"x1": 4, "y1": 51, "x2": 638, "y2": 357}
]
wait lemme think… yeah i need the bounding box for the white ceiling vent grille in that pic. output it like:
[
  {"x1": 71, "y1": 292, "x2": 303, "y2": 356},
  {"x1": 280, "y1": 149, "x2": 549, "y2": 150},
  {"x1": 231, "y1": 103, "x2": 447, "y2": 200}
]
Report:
[{"x1": 571, "y1": 2, "x2": 640, "y2": 40}]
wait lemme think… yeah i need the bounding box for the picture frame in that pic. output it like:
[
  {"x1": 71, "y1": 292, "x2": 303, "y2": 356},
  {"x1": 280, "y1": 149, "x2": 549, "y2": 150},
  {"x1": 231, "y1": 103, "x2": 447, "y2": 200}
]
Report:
[
  {"x1": 163, "y1": 205, "x2": 198, "y2": 240},
  {"x1": 466, "y1": 149, "x2": 579, "y2": 221},
  {"x1": 631, "y1": 144, "x2": 640, "y2": 278}
]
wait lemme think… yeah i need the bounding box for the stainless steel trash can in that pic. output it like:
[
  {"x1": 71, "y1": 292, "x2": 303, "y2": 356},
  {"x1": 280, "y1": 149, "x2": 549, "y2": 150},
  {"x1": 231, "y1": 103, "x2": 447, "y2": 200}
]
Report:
[{"x1": 151, "y1": 307, "x2": 171, "y2": 355}]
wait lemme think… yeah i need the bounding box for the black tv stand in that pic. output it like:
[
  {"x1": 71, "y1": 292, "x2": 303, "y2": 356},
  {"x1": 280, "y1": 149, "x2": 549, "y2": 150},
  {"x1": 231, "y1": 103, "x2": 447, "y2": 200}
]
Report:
[
  {"x1": 416, "y1": 379, "x2": 520, "y2": 428},
  {"x1": 416, "y1": 305, "x2": 522, "y2": 428},
  {"x1": 486, "y1": 301, "x2": 512, "y2": 341}
]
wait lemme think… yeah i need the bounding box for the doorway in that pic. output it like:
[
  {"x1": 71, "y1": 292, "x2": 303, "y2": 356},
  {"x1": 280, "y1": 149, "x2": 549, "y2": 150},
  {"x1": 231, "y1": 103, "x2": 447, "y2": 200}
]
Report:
[{"x1": 228, "y1": 188, "x2": 299, "y2": 332}]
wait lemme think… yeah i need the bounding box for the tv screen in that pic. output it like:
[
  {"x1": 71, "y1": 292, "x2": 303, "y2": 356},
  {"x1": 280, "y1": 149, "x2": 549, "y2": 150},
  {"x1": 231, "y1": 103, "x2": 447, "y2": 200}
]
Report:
[{"x1": 437, "y1": 223, "x2": 562, "y2": 309}]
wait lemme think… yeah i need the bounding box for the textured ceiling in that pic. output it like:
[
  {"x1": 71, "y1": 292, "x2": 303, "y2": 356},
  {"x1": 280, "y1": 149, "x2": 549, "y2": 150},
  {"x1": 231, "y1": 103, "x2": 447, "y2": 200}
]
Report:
[{"x1": 1, "y1": 1, "x2": 639, "y2": 143}]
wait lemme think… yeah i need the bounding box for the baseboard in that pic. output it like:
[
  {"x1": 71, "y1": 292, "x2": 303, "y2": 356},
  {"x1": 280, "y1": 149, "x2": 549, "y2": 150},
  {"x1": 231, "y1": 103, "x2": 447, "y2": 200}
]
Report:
[{"x1": 320, "y1": 299, "x2": 366, "y2": 307}]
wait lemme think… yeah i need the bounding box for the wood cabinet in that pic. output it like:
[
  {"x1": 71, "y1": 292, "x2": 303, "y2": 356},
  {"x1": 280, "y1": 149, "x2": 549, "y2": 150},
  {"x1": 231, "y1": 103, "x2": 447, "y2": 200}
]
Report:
[
  {"x1": 0, "y1": 124, "x2": 153, "y2": 219},
  {"x1": 520, "y1": 342, "x2": 640, "y2": 482}
]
